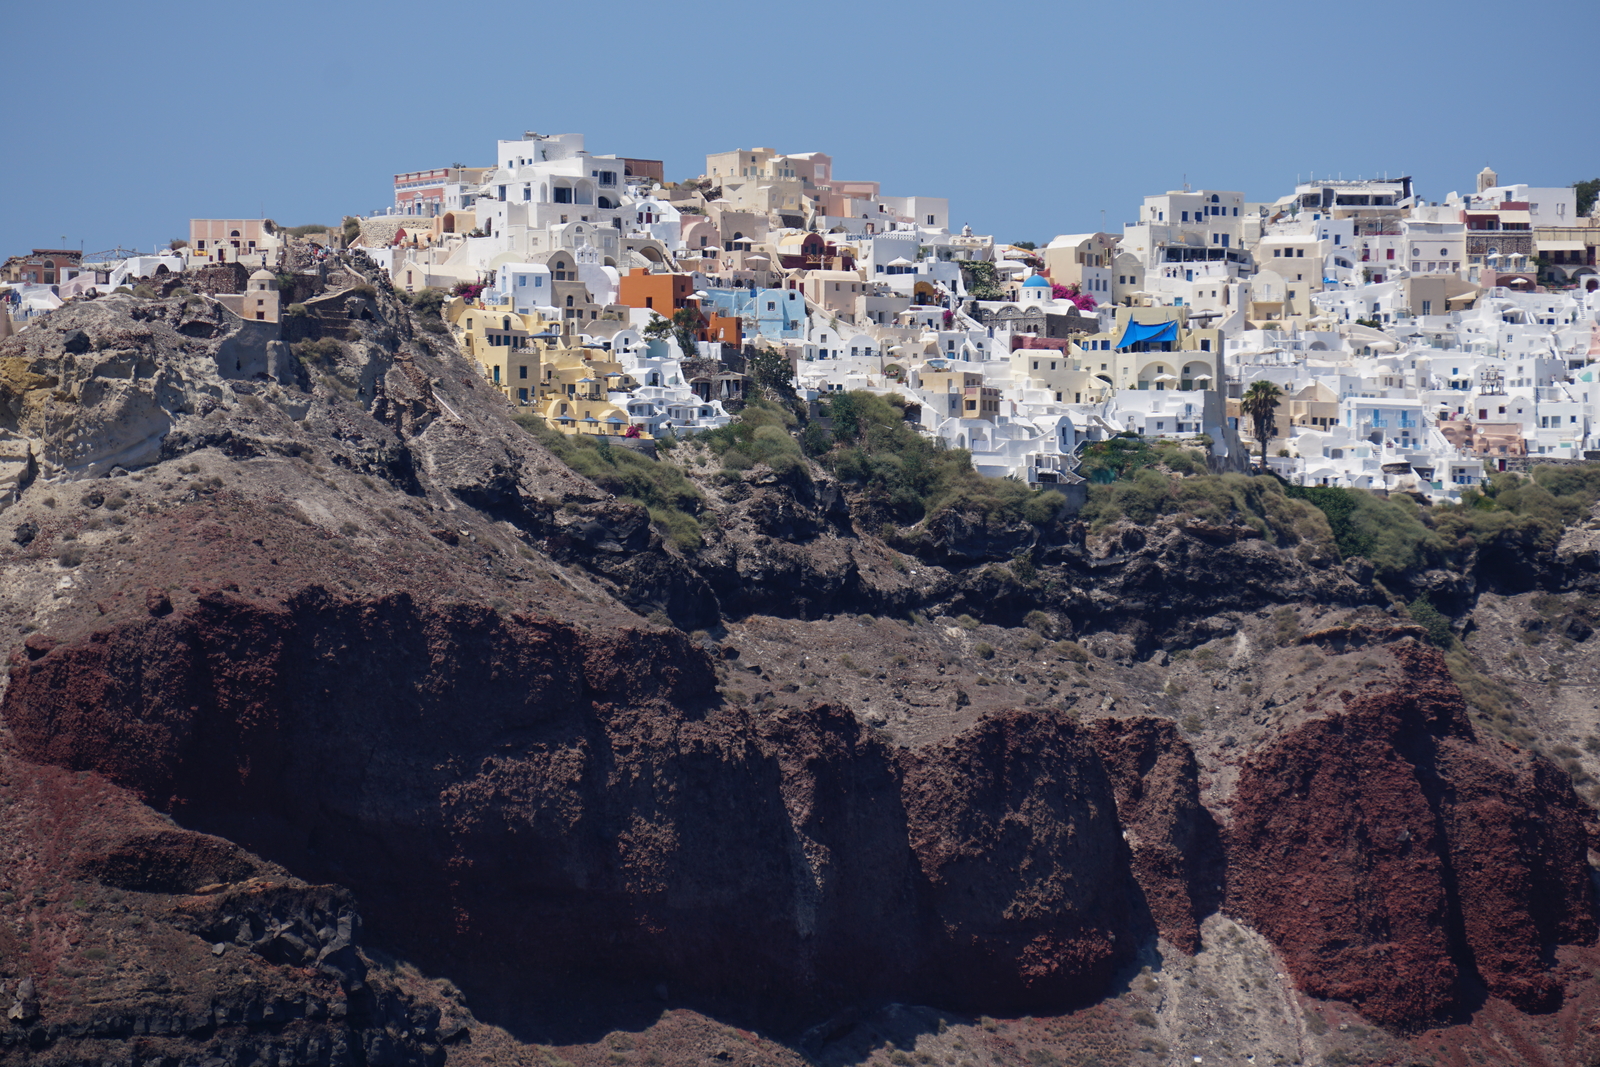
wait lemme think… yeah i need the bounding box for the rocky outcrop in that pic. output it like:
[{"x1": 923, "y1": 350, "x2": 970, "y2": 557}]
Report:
[
  {"x1": 8, "y1": 582, "x2": 1591, "y2": 1036},
  {"x1": 1087, "y1": 717, "x2": 1222, "y2": 955},
  {"x1": 0, "y1": 754, "x2": 455, "y2": 1067},
  {"x1": 900, "y1": 712, "x2": 1132, "y2": 1010},
  {"x1": 1226, "y1": 636, "x2": 1597, "y2": 1027},
  {"x1": 1, "y1": 590, "x2": 1141, "y2": 1025}
]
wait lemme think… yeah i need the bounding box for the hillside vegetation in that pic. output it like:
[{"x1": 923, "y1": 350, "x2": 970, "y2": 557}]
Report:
[
  {"x1": 517, "y1": 415, "x2": 706, "y2": 549},
  {"x1": 808, "y1": 391, "x2": 1066, "y2": 525}
]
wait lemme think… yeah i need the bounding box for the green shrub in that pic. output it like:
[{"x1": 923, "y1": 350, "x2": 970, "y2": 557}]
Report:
[
  {"x1": 1078, "y1": 434, "x2": 1206, "y2": 482},
  {"x1": 293, "y1": 338, "x2": 344, "y2": 368},
  {"x1": 1024, "y1": 610, "x2": 1056, "y2": 636},
  {"x1": 1056, "y1": 640, "x2": 1090, "y2": 663},
  {"x1": 1405, "y1": 595, "x2": 1453, "y2": 647},
  {"x1": 686, "y1": 399, "x2": 805, "y2": 477},
  {"x1": 1083, "y1": 470, "x2": 1336, "y2": 554},
  {"x1": 816, "y1": 391, "x2": 1063, "y2": 524},
  {"x1": 1009, "y1": 549, "x2": 1038, "y2": 584},
  {"x1": 408, "y1": 288, "x2": 446, "y2": 317},
  {"x1": 974, "y1": 642, "x2": 995, "y2": 659},
  {"x1": 516, "y1": 416, "x2": 705, "y2": 551}
]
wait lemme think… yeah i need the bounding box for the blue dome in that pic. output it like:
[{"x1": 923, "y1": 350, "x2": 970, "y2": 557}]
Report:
[{"x1": 1023, "y1": 274, "x2": 1051, "y2": 288}]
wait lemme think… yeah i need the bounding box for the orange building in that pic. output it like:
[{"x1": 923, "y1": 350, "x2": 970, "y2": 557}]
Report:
[
  {"x1": 705, "y1": 313, "x2": 742, "y2": 347},
  {"x1": 618, "y1": 268, "x2": 742, "y2": 348},
  {"x1": 618, "y1": 268, "x2": 692, "y2": 313}
]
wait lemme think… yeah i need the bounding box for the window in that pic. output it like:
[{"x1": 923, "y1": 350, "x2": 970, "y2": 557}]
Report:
[
  {"x1": 1386, "y1": 249, "x2": 1394, "y2": 260},
  {"x1": 927, "y1": 215, "x2": 935, "y2": 225},
  {"x1": 519, "y1": 365, "x2": 528, "y2": 379},
  {"x1": 553, "y1": 187, "x2": 573, "y2": 204},
  {"x1": 1296, "y1": 249, "x2": 1305, "y2": 258}
]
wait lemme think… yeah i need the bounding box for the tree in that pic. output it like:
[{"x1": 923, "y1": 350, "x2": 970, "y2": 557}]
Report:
[
  {"x1": 746, "y1": 346, "x2": 794, "y2": 397},
  {"x1": 1012, "y1": 241, "x2": 1037, "y2": 251},
  {"x1": 643, "y1": 308, "x2": 699, "y2": 358},
  {"x1": 1240, "y1": 380, "x2": 1283, "y2": 469},
  {"x1": 1575, "y1": 178, "x2": 1600, "y2": 218},
  {"x1": 960, "y1": 261, "x2": 1005, "y2": 301}
]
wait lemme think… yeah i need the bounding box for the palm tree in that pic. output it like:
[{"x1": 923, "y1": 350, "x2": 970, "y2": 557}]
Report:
[{"x1": 1241, "y1": 380, "x2": 1284, "y2": 469}]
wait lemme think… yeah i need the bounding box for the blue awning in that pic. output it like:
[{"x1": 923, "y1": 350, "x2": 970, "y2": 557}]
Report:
[{"x1": 1114, "y1": 319, "x2": 1178, "y2": 349}]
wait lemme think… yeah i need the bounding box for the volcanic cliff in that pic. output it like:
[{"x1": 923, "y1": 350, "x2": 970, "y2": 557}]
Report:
[{"x1": 0, "y1": 261, "x2": 1597, "y2": 1067}]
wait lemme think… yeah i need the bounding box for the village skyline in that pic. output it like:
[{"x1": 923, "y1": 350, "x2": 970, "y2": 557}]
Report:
[{"x1": 5, "y1": 0, "x2": 1594, "y2": 256}]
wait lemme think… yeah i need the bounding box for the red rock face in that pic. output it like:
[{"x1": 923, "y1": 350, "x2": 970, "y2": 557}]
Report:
[
  {"x1": 1087, "y1": 717, "x2": 1222, "y2": 954},
  {"x1": 2, "y1": 591, "x2": 1138, "y2": 1024},
  {"x1": 1227, "y1": 639, "x2": 1597, "y2": 1027},
  {"x1": 5, "y1": 601, "x2": 1593, "y2": 1034},
  {"x1": 900, "y1": 710, "x2": 1132, "y2": 1010}
]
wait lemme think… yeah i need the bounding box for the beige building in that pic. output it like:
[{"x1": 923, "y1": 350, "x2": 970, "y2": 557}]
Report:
[
  {"x1": 915, "y1": 364, "x2": 1000, "y2": 422},
  {"x1": 1225, "y1": 381, "x2": 1339, "y2": 452},
  {"x1": 1041, "y1": 233, "x2": 1117, "y2": 292},
  {"x1": 534, "y1": 343, "x2": 639, "y2": 436},
  {"x1": 216, "y1": 268, "x2": 282, "y2": 323},
  {"x1": 190, "y1": 219, "x2": 271, "y2": 263},
  {"x1": 802, "y1": 270, "x2": 866, "y2": 318},
  {"x1": 1012, "y1": 348, "x2": 1101, "y2": 405},
  {"x1": 1244, "y1": 268, "x2": 1315, "y2": 324},
  {"x1": 1069, "y1": 307, "x2": 1220, "y2": 394}
]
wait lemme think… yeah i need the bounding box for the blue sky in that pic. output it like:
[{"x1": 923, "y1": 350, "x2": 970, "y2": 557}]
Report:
[{"x1": 6, "y1": 0, "x2": 1594, "y2": 258}]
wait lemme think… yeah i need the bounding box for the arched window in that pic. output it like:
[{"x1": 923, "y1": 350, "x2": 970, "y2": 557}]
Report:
[{"x1": 566, "y1": 295, "x2": 574, "y2": 307}]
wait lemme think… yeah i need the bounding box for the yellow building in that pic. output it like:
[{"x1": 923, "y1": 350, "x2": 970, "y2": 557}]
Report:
[
  {"x1": 533, "y1": 343, "x2": 641, "y2": 436},
  {"x1": 1068, "y1": 307, "x2": 1220, "y2": 395},
  {"x1": 448, "y1": 297, "x2": 648, "y2": 437},
  {"x1": 449, "y1": 297, "x2": 555, "y2": 406}
]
